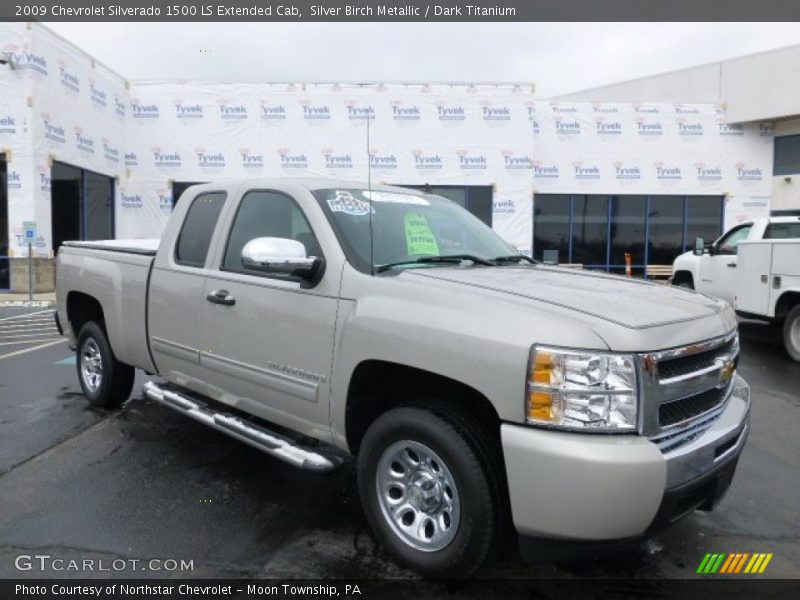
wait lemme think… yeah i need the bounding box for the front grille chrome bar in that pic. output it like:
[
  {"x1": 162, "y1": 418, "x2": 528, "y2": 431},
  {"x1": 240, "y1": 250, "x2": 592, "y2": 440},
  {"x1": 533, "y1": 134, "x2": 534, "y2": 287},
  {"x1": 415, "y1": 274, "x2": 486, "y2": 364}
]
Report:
[{"x1": 639, "y1": 330, "x2": 739, "y2": 451}]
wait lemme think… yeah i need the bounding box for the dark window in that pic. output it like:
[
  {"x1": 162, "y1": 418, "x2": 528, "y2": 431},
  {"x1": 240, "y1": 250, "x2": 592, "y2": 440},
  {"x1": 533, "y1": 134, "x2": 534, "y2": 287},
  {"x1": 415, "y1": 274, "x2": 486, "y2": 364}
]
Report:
[
  {"x1": 716, "y1": 224, "x2": 752, "y2": 254},
  {"x1": 222, "y1": 191, "x2": 320, "y2": 276},
  {"x1": 172, "y1": 181, "x2": 207, "y2": 207},
  {"x1": 50, "y1": 161, "x2": 115, "y2": 253},
  {"x1": 686, "y1": 196, "x2": 723, "y2": 248},
  {"x1": 0, "y1": 156, "x2": 8, "y2": 289},
  {"x1": 648, "y1": 196, "x2": 685, "y2": 265},
  {"x1": 774, "y1": 135, "x2": 800, "y2": 176},
  {"x1": 535, "y1": 193, "x2": 723, "y2": 275},
  {"x1": 571, "y1": 195, "x2": 609, "y2": 266},
  {"x1": 533, "y1": 194, "x2": 570, "y2": 263},
  {"x1": 83, "y1": 171, "x2": 114, "y2": 241},
  {"x1": 398, "y1": 185, "x2": 493, "y2": 227},
  {"x1": 764, "y1": 222, "x2": 800, "y2": 239},
  {"x1": 609, "y1": 195, "x2": 646, "y2": 267},
  {"x1": 175, "y1": 192, "x2": 226, "y2": 267}
]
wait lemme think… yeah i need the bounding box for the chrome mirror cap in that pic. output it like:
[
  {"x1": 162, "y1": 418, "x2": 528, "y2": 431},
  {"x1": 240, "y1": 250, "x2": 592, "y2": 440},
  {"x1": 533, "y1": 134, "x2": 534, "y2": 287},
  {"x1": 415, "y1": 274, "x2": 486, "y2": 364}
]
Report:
[{"x1": 241, "y1": 237, "x2": 318, "y2": 275}]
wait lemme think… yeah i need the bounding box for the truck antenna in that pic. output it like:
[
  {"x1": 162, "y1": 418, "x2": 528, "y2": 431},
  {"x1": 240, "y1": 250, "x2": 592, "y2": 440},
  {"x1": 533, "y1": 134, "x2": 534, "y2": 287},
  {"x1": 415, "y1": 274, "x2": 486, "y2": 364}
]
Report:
[{"x1": 367, "y1": 112, "x2": 375, "y2": 275}]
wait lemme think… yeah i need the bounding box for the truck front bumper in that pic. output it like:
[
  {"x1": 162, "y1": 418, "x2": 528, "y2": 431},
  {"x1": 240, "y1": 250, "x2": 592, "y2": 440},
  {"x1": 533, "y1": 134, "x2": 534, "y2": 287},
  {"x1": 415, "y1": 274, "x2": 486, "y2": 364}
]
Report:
[{"x1": 501, "y1": 375, "x2": 750, "y2": 546}]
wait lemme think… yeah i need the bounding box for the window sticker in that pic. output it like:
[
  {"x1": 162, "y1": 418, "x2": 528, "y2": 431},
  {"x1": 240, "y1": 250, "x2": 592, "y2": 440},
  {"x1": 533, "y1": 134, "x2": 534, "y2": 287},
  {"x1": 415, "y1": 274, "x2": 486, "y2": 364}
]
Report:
[
  {"x1": 404, "y1": 211, "x2": 440, "y2": 256},
  {"x1": 327, "y1": 190, "x2": 373, "y2": 216},
  {"x1": 363, "y1": 190, "x2": 430, "y2": 206}
]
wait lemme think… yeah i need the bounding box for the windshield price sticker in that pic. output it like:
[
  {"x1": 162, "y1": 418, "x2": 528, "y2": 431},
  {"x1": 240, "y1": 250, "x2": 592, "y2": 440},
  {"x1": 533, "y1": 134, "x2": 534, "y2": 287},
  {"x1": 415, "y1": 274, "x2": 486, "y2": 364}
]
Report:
[
  {"x1": 327, "y1": 190, "x2": 373, "y2": 216},
  {"x1": 363, "y1": 191, "x2": 430, "y2": 206},
  {"x1": 404, "y1": 211, "x2": 440, "y2": 256}
]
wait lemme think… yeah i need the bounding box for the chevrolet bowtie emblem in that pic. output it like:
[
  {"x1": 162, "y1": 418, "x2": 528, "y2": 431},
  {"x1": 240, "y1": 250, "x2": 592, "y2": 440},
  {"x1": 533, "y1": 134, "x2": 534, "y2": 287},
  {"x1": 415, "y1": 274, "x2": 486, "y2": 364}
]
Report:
[{"x1": 719, "y1": 359, "x2": 736, "y2": 384}]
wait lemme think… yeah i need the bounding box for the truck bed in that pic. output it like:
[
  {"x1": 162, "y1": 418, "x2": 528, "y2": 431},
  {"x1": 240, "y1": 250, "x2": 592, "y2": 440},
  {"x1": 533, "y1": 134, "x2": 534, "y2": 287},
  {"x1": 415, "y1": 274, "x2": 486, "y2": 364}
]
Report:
[
  {"x1": 56, "y1": 239, "x2": 158, "y2": 373},
  {"x1": 61, "y1": 239, "x2": 159, "y2": 256}
]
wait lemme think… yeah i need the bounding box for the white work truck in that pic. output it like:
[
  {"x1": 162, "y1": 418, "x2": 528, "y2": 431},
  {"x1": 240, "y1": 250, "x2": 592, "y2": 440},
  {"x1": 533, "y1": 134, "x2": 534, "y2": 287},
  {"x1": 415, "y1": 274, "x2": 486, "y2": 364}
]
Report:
[
  {"x1": 672, "y1": 217, "x2": 800, "y2": 305},
  {"x1": 735, "y1": 239, "x2": 800, "y2": 361}
]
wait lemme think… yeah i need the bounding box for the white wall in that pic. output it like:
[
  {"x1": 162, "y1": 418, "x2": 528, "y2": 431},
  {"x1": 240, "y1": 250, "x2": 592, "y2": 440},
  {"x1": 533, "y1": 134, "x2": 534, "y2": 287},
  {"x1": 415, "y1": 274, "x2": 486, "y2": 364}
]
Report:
[
  {"x1": 0, "y1": 24, "x2": 779, "y2": 258},
  {"x1": 0, "y1": 22, "x2": 127, "y2": 257},
  {"x1": 555, "y1": 64, "x2": 722, "y2": 105},
  {"x1": 555, "y1": 44, "x2": 800, "y2": 126}
]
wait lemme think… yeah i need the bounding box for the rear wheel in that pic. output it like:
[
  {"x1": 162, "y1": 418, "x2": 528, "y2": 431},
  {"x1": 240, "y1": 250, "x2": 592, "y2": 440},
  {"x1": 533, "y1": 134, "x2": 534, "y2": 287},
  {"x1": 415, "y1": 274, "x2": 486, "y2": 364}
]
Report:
[
  {"x1": 357, "y1": 404, "x2": 503, "y2": 577},
  {"x1": 783, "y1": 305, "x2": 800, "y2": 362},
  {"x1": 76, "y1": 321, "x2": 135, "y2": 408}
]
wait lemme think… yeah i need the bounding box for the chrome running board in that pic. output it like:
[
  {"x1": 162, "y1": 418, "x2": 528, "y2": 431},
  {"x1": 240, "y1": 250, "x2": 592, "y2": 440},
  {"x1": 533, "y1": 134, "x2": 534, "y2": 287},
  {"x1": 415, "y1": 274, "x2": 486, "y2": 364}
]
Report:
[{"x1": 142, "y1": 380, "x2": 343, "y2": 472}]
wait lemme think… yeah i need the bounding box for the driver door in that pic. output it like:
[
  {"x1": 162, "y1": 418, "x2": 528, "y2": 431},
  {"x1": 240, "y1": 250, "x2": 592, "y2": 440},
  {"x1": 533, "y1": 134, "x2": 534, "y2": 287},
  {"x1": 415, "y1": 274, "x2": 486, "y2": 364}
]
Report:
[
  {"x1": 199, "y1": 189, "x2": 338, "y2": 438},
  {"x1": 696, "y1": 224, "x2": 752, "y2": 305}
]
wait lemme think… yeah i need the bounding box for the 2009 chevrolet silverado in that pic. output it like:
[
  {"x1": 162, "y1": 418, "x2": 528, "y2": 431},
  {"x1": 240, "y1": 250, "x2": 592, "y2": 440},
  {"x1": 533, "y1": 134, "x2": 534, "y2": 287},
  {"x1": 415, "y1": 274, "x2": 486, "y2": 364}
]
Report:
[{"x1": 56, "y1": 179, "x2": 750, "y2": 576}]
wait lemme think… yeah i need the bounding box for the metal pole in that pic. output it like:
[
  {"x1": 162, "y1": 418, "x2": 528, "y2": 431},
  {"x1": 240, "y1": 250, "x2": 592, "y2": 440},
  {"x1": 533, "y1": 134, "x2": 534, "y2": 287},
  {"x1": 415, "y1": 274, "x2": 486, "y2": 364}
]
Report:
[{"x1": 28, "y1": 242, "x2": 33, "y2": 302}]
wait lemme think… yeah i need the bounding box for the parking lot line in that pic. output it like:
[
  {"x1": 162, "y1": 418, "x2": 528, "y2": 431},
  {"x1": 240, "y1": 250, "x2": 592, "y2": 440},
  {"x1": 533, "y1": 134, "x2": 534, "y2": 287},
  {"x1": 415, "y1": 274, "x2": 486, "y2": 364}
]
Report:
[
  {"x1": 0, "y1": 339, "x2": 66, "y2": 360},
  {"x1": 0, "y1": 330, "x2": 61, "y2": 338},
  {"x1": 0, "y1": 338, "x2": 64, "y2": 346},
  {"x1": 0, "y1": 309, "x2": 54, "y2": 322}
]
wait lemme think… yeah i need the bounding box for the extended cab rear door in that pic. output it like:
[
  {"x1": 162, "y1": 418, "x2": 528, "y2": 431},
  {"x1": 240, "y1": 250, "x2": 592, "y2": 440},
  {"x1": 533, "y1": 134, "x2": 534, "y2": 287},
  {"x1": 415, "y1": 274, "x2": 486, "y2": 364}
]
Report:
[
  {"x1": 198, "y1": 185, "x2": 341, "y2": 440},
  {"x1": 148, "y1": 188, "x2": 230, "y2": 389}
]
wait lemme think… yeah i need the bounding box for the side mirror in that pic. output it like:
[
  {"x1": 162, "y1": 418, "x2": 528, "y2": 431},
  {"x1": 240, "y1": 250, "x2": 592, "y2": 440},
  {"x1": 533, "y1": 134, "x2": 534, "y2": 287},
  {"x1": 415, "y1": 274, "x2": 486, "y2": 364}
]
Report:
[
  {"x1": 693, "y1": 237, "x2": 705, "y2": 256},
  {"x1": 241, "y1": 237, "x2": 320, "y2": 278}
]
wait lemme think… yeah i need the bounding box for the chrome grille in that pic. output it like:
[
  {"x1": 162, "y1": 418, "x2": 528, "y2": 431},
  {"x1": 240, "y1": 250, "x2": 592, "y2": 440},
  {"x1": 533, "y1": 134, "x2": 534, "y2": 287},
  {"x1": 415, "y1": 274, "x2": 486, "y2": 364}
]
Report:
[
  {"x1": 659, "y1": 387, "x2": 728, "y2": 428},
  {"x1": 639, "y1": 331, "x2": 739, "y2": 453},
  {"x1": 657, "y1": 338, "x2": 736, "y2": 381}
]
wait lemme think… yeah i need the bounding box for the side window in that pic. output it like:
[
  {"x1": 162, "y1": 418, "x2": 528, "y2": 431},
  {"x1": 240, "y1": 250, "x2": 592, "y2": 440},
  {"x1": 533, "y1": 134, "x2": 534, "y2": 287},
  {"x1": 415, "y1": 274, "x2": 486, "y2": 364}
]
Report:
[
  {"x1": 717, "y1": 225, "x2": 752, "y2": 255},
  {"x1": 222, "y1": 191, "x2": 322, "y2": 276},
  {"x1": 175, "y1": 192, "x2": 227, "y2": 267},
  {"x1": 764, "y1": 222, "x2": 800, "y2": 239}
]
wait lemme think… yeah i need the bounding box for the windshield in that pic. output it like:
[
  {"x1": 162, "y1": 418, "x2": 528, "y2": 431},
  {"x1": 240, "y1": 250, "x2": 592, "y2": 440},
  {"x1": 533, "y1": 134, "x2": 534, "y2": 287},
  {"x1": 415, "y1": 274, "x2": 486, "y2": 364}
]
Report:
[{"x1": 313, "y1": 188, "x2": 518, "y2": 273}]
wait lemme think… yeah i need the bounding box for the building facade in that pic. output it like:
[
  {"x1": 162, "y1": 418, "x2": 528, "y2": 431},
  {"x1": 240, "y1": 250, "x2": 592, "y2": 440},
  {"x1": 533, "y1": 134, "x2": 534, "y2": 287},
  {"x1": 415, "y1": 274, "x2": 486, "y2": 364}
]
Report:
[{"x1": 0, "y1": 23, "x2": 775, "y2": 291}]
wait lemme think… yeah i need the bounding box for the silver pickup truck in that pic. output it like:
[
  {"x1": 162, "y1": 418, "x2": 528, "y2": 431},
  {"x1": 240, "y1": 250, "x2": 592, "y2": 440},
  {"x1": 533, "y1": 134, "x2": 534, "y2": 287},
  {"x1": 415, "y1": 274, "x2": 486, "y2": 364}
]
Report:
[{"x1": 56, "y1": 179, "x2": 750, "y2": 576}]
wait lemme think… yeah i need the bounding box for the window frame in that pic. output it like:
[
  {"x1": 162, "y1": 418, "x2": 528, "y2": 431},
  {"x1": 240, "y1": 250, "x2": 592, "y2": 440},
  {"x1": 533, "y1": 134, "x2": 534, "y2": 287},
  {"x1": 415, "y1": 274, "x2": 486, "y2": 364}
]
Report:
[
  {"x1": 764, "y1": 221, "x2": 800, "y2": 240},
  {"x1": 715, "y1": 223, "x2": 753, "y2": 255},
  {"x1": 173, "y1": 191, "x2": 228, "y2": 268},
  {"x1": 774, "y1": 134, "x2": 800, "y2": 176},
  {"x1": 218, "y1": 188, "x2": 325, "y2": 283},
  {"x1": 533, "y1": 193, "x2": 724, "y2": 275}
]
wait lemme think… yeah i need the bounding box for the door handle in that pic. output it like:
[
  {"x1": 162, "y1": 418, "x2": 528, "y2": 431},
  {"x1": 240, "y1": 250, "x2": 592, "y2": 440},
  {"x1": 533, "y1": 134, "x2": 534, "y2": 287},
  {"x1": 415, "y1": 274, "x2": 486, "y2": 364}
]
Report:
[
  {"x1": 206, "y1": 289, "x2": 235, "y2": 306},
  {"x1": 727, "y1": 262, "x2": 736, "y2": 268}
]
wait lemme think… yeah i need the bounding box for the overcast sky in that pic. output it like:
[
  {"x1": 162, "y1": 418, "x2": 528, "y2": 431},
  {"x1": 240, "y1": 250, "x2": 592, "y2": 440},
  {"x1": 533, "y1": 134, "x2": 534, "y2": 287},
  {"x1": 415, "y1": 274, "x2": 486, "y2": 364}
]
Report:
[{"x1": 45, "y1": 22, "x2": 800, "y2": 97}]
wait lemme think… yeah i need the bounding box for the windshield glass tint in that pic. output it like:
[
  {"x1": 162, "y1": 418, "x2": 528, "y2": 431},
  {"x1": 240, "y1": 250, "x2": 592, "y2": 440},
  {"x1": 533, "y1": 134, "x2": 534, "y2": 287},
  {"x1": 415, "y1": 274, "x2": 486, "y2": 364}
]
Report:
[{"x1": 314, "y1": 188, "x2": 516, "y2": 272}]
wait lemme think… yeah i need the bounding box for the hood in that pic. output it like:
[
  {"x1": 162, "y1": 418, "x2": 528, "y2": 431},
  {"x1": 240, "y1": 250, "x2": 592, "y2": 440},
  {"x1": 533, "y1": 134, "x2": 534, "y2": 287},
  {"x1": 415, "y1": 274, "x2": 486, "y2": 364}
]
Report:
[{"x1": 404, "y1": 265, "x2": 729, "y2": 331}]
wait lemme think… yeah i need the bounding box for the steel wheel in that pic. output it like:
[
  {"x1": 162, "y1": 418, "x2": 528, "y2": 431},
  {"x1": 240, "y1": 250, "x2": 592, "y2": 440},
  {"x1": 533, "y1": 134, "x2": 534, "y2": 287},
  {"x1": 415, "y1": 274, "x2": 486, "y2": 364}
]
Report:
[
  {"x1": 376, "y1": 440, "x2": 460, "y2": 552},
  {"x1": 80, "y1": 337, "x2": 103, "y2": 393}
]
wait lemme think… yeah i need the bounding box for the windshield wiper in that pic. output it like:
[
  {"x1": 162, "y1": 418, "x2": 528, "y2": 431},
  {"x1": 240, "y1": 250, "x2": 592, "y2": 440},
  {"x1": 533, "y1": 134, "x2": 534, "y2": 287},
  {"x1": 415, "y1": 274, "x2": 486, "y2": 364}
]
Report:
[
  {"x1": 490, "y1": 254, "x2": 538, "y2": 265},
  {"x1": 376, "y1": 254, "x2": 495, "y2": 273}
]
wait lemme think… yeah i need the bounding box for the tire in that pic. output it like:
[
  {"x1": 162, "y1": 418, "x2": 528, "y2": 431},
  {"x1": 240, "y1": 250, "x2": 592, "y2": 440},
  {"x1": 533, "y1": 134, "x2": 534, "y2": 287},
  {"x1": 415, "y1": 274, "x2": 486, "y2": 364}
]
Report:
[
  {"x1": 783, "y1": 305, "x2": 800, "y2": 362},
  {"x1": 76, "y1": 321, "x2": 135, "y2": 408},
  {"x1": 357, "y1": 404, "x2": 503, "y2": 577},
  {"x1": 675, "y1": 281, "x2": 694, "y2": 290}
]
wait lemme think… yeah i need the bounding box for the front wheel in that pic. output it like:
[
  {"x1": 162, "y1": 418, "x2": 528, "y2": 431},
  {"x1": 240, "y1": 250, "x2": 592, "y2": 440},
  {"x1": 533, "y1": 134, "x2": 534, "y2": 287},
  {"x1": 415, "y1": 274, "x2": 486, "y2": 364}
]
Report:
[
  {"x1": 783, "y1": 305, "x2": 800, "y2": 362},
  {"x1": 76, "y1": 321, "x2": 135, "y2": 408},
  {"x1": 357, "y1": 405, "x2": 503, "y2": 577}
]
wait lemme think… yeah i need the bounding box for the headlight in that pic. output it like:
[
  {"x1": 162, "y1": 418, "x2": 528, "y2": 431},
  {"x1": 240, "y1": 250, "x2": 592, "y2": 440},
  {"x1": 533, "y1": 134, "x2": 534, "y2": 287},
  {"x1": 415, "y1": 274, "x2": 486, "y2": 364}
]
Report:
[{"x1": 526, "y1": 346, "x2": 638, "y2": 431}]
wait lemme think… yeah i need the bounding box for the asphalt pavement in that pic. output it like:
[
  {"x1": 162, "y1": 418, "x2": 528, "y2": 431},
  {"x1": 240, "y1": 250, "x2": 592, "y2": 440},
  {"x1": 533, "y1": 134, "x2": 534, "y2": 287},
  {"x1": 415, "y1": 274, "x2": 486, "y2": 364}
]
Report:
[{"x1": 0, "y1": 307, "x2": 797, "y2": 582}]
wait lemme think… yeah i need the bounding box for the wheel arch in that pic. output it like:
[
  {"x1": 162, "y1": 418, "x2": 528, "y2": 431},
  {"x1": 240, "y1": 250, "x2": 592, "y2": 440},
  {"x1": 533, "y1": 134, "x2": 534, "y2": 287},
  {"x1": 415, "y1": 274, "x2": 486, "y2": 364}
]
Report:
[
  {"x1": 345, "y1": 359, "x2": 501, "y2": 456},
  {"x1": 66, "y1": 291, "x2": 106, "y2": 337},
  {"x1": 775, "y1": 291, "x2": 800, "y2": 320},
  {"x1": 671, "y1": 270, "x2": 695, "y2": 288}
]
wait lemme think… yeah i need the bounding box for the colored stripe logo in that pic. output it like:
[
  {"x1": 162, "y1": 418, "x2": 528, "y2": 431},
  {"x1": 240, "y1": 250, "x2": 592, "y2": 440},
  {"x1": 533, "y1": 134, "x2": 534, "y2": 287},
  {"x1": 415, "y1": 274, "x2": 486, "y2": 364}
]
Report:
[{"x1": 697, "y1": 552, "x2": 773, "y2": 574}]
